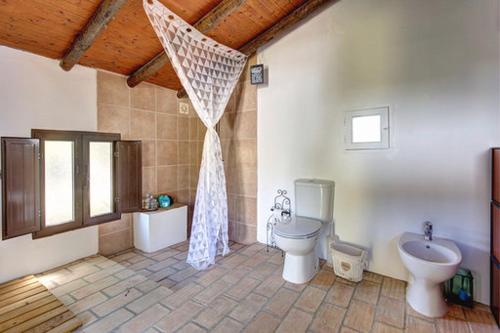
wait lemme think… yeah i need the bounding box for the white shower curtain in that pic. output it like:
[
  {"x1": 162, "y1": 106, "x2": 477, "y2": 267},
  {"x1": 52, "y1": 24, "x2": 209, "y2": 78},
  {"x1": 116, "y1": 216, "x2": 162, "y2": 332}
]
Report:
[{"x1": 144, "y1": 0, "x2": 247, "y2": 269}]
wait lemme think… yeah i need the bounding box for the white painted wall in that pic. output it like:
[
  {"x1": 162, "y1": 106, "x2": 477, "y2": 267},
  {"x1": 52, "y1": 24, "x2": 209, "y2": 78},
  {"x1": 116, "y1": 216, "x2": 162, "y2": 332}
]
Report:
[
  {"x1": 257, "y1": 0, "x2": 499, "y2": 304},
  {"x1": 0, "y1": 47, "x2": 98, "y2": 283}
]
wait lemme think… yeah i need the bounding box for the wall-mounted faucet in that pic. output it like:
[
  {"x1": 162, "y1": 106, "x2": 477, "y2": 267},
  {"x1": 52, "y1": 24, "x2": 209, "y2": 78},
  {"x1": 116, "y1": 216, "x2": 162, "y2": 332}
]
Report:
[{"x1": 423, "y1": 221, "x2": 433, "y2": 241}]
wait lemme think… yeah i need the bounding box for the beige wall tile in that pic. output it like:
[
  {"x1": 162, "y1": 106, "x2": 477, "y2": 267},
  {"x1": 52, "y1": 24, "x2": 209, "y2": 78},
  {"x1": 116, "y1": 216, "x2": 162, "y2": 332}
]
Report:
[
  {"x1": 176, "y1": 189, "x2": 190, "y2": 204},
  {"x1": 97, "y1": 72, "x2": 129, "y2": 107},
  {"x1": 189, "y1": 166, "x2": 199, "y2": 189},
  {"x1": 219, "y1": 114, "x2": 235, "y2": 139},
  {"x1": 236, "y1": 196, "x2": 256, "y2": 225},
  {"x1": 189, "y1": 118, "x2": 198, "y2": 141},
  {"x1": 156, "y1": 87, "x2": 177, "y2": 113},
  {"x1": 178, "y1": 117, "x2": 189, "y2": 140},
  {"x1": 98, "y1": 104, "x2": 130, "y2": 137},
  {"x1": 236, "y1": 82, "x2": 257, "y2": 112},
  {"x1": 99, "y1": 228, "x2": 133, "y2": 256},
  {"x1": 234, "y1": 111, "x2": 257, "y2": 139},
  {"x1": 177, "y1": 165, "x2": 190, "y2": 190},
  {"x1": 131, "y1": 110, "x2": 156, "y2": 140},
  {"x1": 233, "y1": 223, "x2": 257, "y2": 244},
  {"x1": 197, "y1": 120, "x2": 206, "y2": 140},
  {"x1": 157, "y1": 113, "x2": 178, "y2": 140},
  {"x1": 178, "y1": 141, "x2": 191, "y2": 165},
  {"x1": 131, "y1": 83, "x2": 155, "y2": 111},
  {"x1": 99, "y1": 214, "x2": 132, "y2": 236},
  {"x1": 232, "y1": 140, "x2": 257, "y2": 167},
  {"x1": 157, "y1": 140, "x2": 178, "y2": 166},
  {"x1": 157, "y1": 166, "x2": 178, "y2": 193},
  {"x1": 141, "y1": 140, "x2": 156, "y2": 167},
  {"x1": 142, "y1": 167, "x2": 156, "y2": 196}
]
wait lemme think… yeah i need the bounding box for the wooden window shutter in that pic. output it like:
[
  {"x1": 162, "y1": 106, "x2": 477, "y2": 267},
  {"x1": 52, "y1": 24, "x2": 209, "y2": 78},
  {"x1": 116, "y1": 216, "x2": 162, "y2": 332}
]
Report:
[
  {"x1": 116, "y1": 141, "x2": 142, "y2": 213},
  {"x1": 1, "y1": 137, "x2": 41, "y2": 239}
]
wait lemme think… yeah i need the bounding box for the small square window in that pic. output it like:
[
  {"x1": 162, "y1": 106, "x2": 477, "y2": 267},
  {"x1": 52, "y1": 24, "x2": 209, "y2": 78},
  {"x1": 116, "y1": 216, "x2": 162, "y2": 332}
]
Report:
[{"x1": 345, "y1": 107, "x2": 389, "y2": 150}]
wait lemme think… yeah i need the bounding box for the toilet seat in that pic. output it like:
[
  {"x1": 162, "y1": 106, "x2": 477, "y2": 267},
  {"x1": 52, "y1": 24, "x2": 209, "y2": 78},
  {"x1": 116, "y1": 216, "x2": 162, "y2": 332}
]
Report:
[{"x1": 274, "y1": 216, "x2": 322, "y2": 239}]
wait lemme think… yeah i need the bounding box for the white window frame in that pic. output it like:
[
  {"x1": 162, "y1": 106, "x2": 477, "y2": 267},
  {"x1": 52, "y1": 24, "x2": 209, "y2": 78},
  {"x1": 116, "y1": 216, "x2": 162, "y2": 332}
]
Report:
[{"x1": 344, "y1": 106, "x2": 390, "y2": 150}]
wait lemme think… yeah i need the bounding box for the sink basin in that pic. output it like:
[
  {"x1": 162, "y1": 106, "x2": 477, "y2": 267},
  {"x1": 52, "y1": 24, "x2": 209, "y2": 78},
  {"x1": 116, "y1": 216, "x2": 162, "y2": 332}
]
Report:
[
  {"x1": 398, "y1": 232, "x2": 462, "y2": 317},
  {"x1": 401, "y1": 240, "x2": 461, "y2": 265}
]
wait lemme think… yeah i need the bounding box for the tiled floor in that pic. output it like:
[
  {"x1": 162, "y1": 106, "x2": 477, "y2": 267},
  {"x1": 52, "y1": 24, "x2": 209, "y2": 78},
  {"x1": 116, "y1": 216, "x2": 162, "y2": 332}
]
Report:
[{"x1": 36, "y1": 241, "x2": 499, "y2": 333}]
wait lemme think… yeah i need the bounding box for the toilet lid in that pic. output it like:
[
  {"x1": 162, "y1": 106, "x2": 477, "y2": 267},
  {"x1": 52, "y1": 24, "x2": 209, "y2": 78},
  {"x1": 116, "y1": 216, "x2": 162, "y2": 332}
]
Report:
[{"x1": 274, "y1": 216, "x2": 322, "y2": 239}]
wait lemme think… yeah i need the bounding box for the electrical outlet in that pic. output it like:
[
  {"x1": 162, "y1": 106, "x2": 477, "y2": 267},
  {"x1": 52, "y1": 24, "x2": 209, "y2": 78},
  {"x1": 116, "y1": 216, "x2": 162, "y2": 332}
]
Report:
[{"x1": 179, "y1": 102, "x2": 190, "y2": 115}]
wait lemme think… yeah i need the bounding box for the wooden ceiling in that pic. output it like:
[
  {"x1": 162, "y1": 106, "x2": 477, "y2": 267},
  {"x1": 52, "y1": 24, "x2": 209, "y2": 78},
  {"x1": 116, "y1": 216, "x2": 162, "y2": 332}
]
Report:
[{"x1": 0, "y1": 0, "x2": 324, "y2": 91}]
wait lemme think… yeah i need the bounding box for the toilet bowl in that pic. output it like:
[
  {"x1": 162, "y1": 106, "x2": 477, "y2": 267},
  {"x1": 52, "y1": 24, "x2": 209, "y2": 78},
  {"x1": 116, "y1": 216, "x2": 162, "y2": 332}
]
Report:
[
  {"x1": 398, "y1": 232, "x2": 462, "y2": 317},
  {"x1": 274, "y1": 216, "x2": 322, "y2": 284},
  {"x1": 273, "y1": 179, "x2": 335, "y2": 284}
]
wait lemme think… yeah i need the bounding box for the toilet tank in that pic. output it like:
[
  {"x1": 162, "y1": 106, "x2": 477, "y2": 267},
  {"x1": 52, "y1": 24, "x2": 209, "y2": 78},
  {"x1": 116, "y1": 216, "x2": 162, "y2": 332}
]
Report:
[{"x1": 295, "y1": 179, "x2": 335, "y2": 223}]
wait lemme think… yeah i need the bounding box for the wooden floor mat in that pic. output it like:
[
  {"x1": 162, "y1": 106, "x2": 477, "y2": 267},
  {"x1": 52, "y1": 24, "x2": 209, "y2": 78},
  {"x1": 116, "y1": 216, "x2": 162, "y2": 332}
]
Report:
[{"x1": 0, "y1": 275, "x2": 81, "y2": 332}]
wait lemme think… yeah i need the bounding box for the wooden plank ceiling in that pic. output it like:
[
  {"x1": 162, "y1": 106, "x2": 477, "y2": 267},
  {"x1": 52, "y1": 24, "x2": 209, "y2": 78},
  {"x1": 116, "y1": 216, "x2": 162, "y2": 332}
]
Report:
[{"x1": 0, "y1": 0, "x2": 307, "y2": 91}]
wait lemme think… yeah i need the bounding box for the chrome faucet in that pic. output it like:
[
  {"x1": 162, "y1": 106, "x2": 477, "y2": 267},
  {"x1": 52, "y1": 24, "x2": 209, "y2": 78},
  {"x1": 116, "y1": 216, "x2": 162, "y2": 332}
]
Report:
[{"x1": 423, "y1": 221, "x2": 433, "y2": 241}]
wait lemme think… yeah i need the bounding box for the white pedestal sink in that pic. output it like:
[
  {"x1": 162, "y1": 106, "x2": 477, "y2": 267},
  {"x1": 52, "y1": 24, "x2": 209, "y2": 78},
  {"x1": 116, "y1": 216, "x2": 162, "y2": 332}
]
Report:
[{"x1": 397, "y1": 232, "x2": 462, "y2": 317}]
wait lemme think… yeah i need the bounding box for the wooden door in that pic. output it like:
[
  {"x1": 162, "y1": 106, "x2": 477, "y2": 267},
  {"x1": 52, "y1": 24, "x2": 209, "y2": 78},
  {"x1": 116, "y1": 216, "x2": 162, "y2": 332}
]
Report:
[
  {"x1": 1, "y1": 138, "x2": 41, "y2": 239},
  {"x1": 493, "y1": 149, "x2": 500, "y2": 203},
  {"x1": 116, "y1": 141, "x2": 142, "y2": 213},
  {"x1": 493, "y1": 204, "x2": 500, "y2": 261},
  {"x1": 492, "y1": 257, "x2": 500, "y2": 326}
]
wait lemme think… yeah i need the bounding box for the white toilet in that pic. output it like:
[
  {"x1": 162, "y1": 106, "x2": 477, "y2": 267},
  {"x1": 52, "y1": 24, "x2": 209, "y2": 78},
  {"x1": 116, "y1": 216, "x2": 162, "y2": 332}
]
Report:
[{"x1": 274, "y1": 179, "x2": 334, "y2": 284}]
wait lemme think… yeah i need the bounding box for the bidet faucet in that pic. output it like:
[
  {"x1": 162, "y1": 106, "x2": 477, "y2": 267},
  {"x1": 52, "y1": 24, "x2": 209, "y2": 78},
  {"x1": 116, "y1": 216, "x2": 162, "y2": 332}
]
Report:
[{"x1": 423, "y1": 221, "x2": 433, "y2": 241}]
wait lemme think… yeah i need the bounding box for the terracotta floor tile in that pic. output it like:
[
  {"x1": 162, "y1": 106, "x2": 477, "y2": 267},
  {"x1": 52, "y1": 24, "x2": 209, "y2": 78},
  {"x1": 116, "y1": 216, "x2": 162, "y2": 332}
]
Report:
[
  {"x1": 344, "y1": 299, "x2": 375, "y2": 333},
  {"x1": 381, "y1": 277, "x2": 406, "y2": 301},
  {"x1": 276, "y1": 308, "x2": 313, "y2": 333},
  {"x1": 309, "y1": 303, "x2": 346, "y2": 333},
  {"x1": 244, "y1": 311, "x2": 281, "y2": 333},
  {"x1": 372, "y1": 322, "x2": 403, "y2": 333},
  {"x1": 406, "y1": 316, "x2": 437, "y2": 333},
  {"x1": 34, "y1": 243, "x2": 499, "y2": 333},
  {"x1": 264, "y1": 288, "x2": 300, "y2": 317},
  {"x1": 295, "y1": 286, "x2": 326, "y2": 313},
  {"x1": 353, "y1": 280, "x2": 381, "y2": 305},
  {"x1": 435, "y1": 315, "x2": 470, "y2": 333},
  {"x1": 464, "y1": 307, "x2": 498, "y2": 333},
  {"x1": 325, "y1": 281, "x2": 355, "y2": 308},
  {"x1": 375, "y1": 296, "x2": 405, "y2": 328},
  {"x1": 310, "y1": 270, "x2": 336, "y2": 289},
  {"x1": 212, "y1": 317, "x2": 244, "y2": 333}
]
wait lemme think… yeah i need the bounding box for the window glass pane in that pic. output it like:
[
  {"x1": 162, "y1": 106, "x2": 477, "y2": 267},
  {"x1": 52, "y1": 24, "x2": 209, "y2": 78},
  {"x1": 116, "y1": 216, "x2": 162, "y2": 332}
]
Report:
[
  {"x1": 90, "y1": 142, "x2": 113, "y2": 217},
  {"x1": 352, "y1": 115, "x2": 381, "y2": 143},
  {"x1": 45, "y1": 141, "x2": 74, "y2": 226}
]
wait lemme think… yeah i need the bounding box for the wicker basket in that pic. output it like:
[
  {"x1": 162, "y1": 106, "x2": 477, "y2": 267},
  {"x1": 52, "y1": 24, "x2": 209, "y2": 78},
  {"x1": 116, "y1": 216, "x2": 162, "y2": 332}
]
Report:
[{"x1": 330, "y1": 241, "x2": 368, "y2": 282}]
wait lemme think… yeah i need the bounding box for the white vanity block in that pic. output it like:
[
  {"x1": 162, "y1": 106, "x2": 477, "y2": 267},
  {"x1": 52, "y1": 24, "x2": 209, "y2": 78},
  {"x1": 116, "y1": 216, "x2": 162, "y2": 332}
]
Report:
[{"x1": 133, "y1": 203, "x2": 188, "y2": 253}]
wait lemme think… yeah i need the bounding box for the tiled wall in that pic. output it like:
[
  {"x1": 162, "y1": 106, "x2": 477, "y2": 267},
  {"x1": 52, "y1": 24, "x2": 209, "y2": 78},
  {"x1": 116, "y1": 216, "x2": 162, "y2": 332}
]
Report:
[
  {"x1": 221, "y1": 56, "x2": 258, "y2": 244},
  {"x1": 96, "y1": 71, "x2": 199, "y2": 255},
  {"x1": 96, "y1": 55, "x2": 258, "y2": 254}
]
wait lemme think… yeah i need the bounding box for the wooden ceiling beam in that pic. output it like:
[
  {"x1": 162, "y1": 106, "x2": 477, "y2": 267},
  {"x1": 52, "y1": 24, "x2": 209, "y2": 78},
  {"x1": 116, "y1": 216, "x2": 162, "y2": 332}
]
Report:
[
  {"x1": 60, "y1": 0, "x2": 128, "y2": 71},
  {"x1": 127, "y1": 0, "x2": 246, "y2": 88},
  {"x1": 177, "y1": 0, "x2": 339, "y2": 98},
  {"x1": 239, "y1": 0, "x2": 339, "y2": 55}
]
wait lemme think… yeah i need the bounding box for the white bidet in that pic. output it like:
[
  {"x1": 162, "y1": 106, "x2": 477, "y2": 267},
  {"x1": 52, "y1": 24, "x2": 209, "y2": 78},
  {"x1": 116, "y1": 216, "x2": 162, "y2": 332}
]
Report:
[{"x1": 397, "y1": 232, "x2": 462, "y2": 318}]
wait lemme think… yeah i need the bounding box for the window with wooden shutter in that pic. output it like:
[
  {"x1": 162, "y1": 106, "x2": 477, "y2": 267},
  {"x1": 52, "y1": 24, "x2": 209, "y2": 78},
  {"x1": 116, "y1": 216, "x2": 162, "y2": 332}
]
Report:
[
  {"x1": 2, "y1": 131, "x2": 143, "y2": 239},
  {"x1": 83, "y1": 133, "x2": 121, "y2": 226},
  {"x1": 116, "y1": 141, "x2": 142, "y2": 213},
  {"x1": 1, "y1": 137, "x2": 41, "y2": 239}
]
